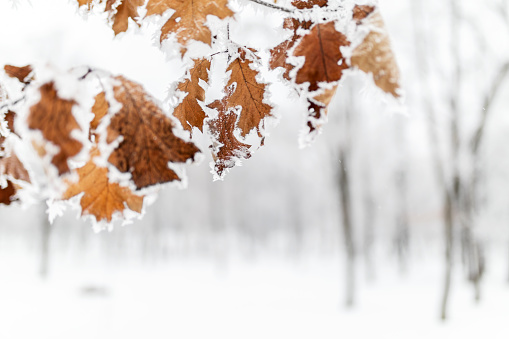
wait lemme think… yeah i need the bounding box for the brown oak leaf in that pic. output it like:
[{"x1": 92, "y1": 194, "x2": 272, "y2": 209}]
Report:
[
  {"x1": 0, "y1": 153, "x2": 31, "y2": 183},
  {"x1": 291, "y1": 0, "x2": 328, "y2": 9},
  {"x1": 106, "y1": 76, "x2": 200, "y2": 189},
  {"x1": 293, "y1": 21, "x2": 350, "y2": 92},
  {"x1": 173, "y1": 58, "x2": 211, "y2": 132},
  {"x1": 77, "y1": 0, "x2": 143, "y2": 35},
  {"x1": 352, "y1": 5, "x2": 375, "y2": 24},
  {"x1": 207, "y1": 96, "x2": 251, "y2": 178},
  {"x1": 4, "y1": 65, "x2": 33, "y2": 84},
  {"x1": 28, "y1": 82, "x2": 83, "y2": 175},
  {"x1": 63, "y1": 148, "x2": 143, "y2": 222},
  {"x1": 90, "y1": 92, "x2": 108, "y2": 134},
  {"x1": 106, "y1": 0, "x2": 144, "y2": 35},
  {"x1": 146, "y1": 0, "x2": 234, "y2": 46},
  {"x1": 351, "y1": 9, "x2": 400, "y2": 97},
  {"x1": 306, "y1": 85, "x2": 337, "y2": 134},
  {"x1": 0, "y1": 181, "x2": 16, "y2": 205},
  {"x1": 221, "y1": 48, "x2": 272, "y2": 137}
]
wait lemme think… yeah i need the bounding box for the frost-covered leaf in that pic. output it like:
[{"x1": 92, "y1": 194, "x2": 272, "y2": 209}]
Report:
[
  {"x1": 207, "y1": 95, "x2": 251, "y2": 179},
  {"x1": 4, "y1": 65, "x2": 33, "y2": 84},
  {"x1": 351, "y1": 7, "x2": 400, "y2": 97},
  {"x1": 293, "y1": 21, "x2": 350, "y2": 91},
  {"x1": 76, "y1": 0, "x2": 143, "y2": 35},
  {"x1": 63, "y1": 148, "x2": 143, "y2": 222},
  {"x1": 146, "y1": 0, "x2": 234, "y2": 46},
  {"x1": 28, "y1": 82, "x2": 83, "y2": 175},
  {"x1": 0, "y1": 153, "x2": 31, "y2": 183},
  {"x1": 220, "y1": 48, "x2": 272, "y2": 138},
  {"x1": 106, "y1": 76, "x2": 200, "y2": 189},
  {"x1": 0, "y1": 180, "x2": 16, "y2": 205},
  {"x1": 306, "y1": 85, "x2": 337, "y2": 134},
  {"x1": 173, "y1": 58, "x2": 211, "y2": 133}
]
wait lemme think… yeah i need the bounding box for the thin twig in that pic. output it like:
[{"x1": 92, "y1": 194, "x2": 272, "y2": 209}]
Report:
[
  {"x1": 0, "y1": 96, "x2": 25, "y2": 111},
  {"x1": 246, "y1": 0, "x2": 293, "y2": 13}
]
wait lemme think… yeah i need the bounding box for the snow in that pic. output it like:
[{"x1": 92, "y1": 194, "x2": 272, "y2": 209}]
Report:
[{"x1": 0, "y1": 249, "x2": 507, "y2": 339}]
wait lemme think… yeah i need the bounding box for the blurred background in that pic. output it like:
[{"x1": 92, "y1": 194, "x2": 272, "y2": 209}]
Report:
[{"x1": 1, "y1": 0, "x2": 509, "y2": 338}]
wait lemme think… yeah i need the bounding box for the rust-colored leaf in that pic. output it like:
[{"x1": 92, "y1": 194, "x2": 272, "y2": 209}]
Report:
[
  {"x1": 0, "y1": 181, "x2": 16, "y2": 205},
  {"x1": 207, "y1": 96, "x2": 251, "y2": 178},
  {"x1": 28, "y1": 82, "x2": 83, "y2": 175},
  {"x1": 352, "y1": 5, "x2": 375, "y2": 24},
  {"x1": 293, "y1": 21, "x2": 350, "y2": 91},
  {"x1": 4, "y1": 111, "x2": 17, "y2": 136},
  {"x1": 173, "y1": 58, "x2": 211, "y2": 132},
  {"x1": 351, "y1": 10, "x2": 400, "y2": 97},
  {"x1": 90, "y1": 92, "x2": 108, "y2": 133},
  {"x1": 4, "y1": 65, "x2": 33, "y2": 84},
  {"x1": 0, "y1": 153, "x2": 31, "y2": 183},
  {"x1": 291, "y1": 0, "x2": 327, "y2": 9},
  {"x1": 106, "y1": 76, "x2": 200, "y2": 189},
  {"x1": 306, "y1": 85, "x2": 337, "y2": 134},
  {"x1": 63, "y1": 148, "x2": 143, "y2": 222},
  {"x1": 146, "y1": 0, "x2": 234, "y2": 46},
  {"x1": 106, "y1": 0, "x2": 144, "y2": 35},
  {"x1": 77, "y1": 0, "x2": 94, "y2": 8},
  {"x1": 222, "y1": 48, "x2": 272, "y2": 137}
]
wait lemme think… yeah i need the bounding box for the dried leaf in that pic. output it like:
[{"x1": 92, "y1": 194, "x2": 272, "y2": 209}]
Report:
[
  {"x1": 352, "y1": 5, "x2": 375, "y2": 24},
  {"x1": 207, "y1": 96, "x2": 251, "y2": 178},
  {"x1": 306, "y1": 85, "x2": 337, "y2": 133},
  {"x1": 90, "y1": 92, "x2": 108, "y2": 133},
  {"x1": 293, "y1": 21, "x2": 350, "y2": 91},
  {"x1": 221, "y1": 48, "x2": 272, "y2": 137},
  {"x1": 351, "y1": 10, "x2": 400, "y2": 97},
  {"x1": 28, "y1": 82, "x2": 83, "y2": 175},
  {"x1": 63, "y1": 148, "x2": 143, "y2": 222},
  {"x1": 146, "y1": 0, "x2": 234, "y2": 46},
  {"x1": 291, "y1": 0, "x2": 327, "y2": 9},
  {"x1": 0, "y1": 180, "x2": 16, "y2": 205},
  {"x1": 4, "y1": 65, "x2": 33, "y2": 84},
  {"x1": 173, "y1": 58, "x2": 211, "y2": 132},
  {"x1": 0, "y1": 154, "x2": 31, "y2": 183},
  {"x1": 106, "y1": 76, "x2": 200, "y2": 189},
  {"x1": 106, "y1": 0, "x2": 144, "y2": 35}
]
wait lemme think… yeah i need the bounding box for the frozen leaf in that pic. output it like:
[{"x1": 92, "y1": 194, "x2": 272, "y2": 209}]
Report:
[
  {"x1": 351, "y1": 9, "x2": 400, "y2": 97},
  {"x1": 173, "y1": 58, "x2": 211, "y2": 133},
  {"x1": 293, "y1": 21, "x2": 350, "y2": 91},
  {"x1": 0, "y1": 180, "x2": 16, "y2": 205},
  {"x1": 106, "y1": 76, "x2": 200, "y2": 189},
  {"x1": 306, "y1": 85, "x2": 337, "y2": 134},
  {"x1": 90, "y1": 92, "x2": 108, "y2": 133},
  {"x1": 106, "y1": 0, "x2": 144, "y2": 35},
  {"x1": 4, "y1": 65, "x2": 33, "y2": 84},
  {"x1": 352, "y1": 5, "x2": 375, "y2": 24},
  {"x1": 291, "y1": 0, "x2": 327, "y2": 9},
  {"x1": 207, "y1": 96, "x2": 251, "y2": 178},
  {"x1": 146, "y1": 0, "x2": 234, "y2": 46},
  {"x1": 76, "y1": 0, "x2": 143, "y2": 35},
  {"x1": 0, "y1": 153, "x2": 31, "y2": 183},
  {"x1": 63, "y1": 148, "x2": 143, "y2": 222},
  {"x1": 28, "y1": 82, "x2": 83, "y2": 175},
  {"x1": 221, "y1": 48, "x2": 272, "y2": 137}
]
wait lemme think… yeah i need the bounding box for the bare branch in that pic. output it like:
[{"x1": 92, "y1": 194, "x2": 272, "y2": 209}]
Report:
[
  {"x1": 246, "y1": 0, "x2": 293, "y2": 13},
  {"x1": 470, "y1": 61, "x2": 509, "y2": 154}
]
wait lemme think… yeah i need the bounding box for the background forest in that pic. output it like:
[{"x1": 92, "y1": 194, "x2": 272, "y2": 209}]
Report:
[{"x1": 0, "y1": 0, "x2": 508, "y2": 338}]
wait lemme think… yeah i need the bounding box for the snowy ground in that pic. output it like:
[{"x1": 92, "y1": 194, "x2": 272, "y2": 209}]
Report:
[{"x1": 0, "y1": 249, "x2": 508, "y2": 339}]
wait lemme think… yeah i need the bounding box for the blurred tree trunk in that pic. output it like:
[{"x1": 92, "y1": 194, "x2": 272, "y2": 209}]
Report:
[
  {"x1": 338, "y1": 147, "x2": 355, "y2": 308},
  {"x1": 362, "y1": 166, "x2": 375, "y2": 282},
  {"x1": 39, "y1": 203, "x2": 51, "y2": 278},
  {"x1": 393, "y1": 117, "x2": 410, "y2": 274}
]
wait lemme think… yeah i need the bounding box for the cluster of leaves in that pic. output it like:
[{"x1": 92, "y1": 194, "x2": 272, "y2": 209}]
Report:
[{"x1": 0, "y1": 0, "x2": 400, "y2": 227}]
